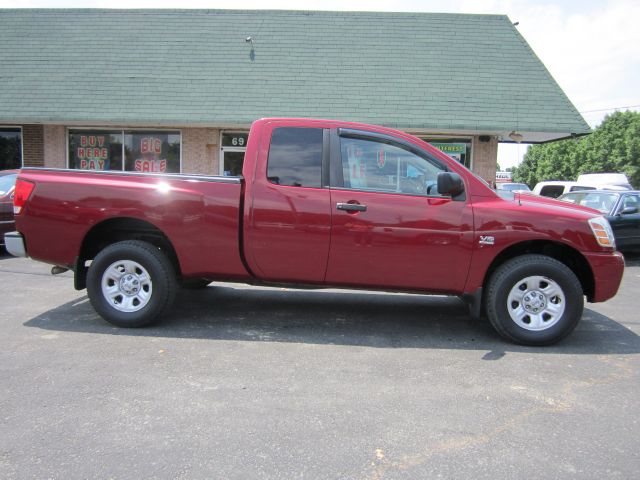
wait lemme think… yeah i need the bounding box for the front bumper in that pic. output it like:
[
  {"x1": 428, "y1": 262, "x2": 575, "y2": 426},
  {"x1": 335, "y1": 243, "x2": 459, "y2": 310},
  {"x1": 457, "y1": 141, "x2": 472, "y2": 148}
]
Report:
[
  {"x1": 584, "y1": 250, "x2": 625, "y2": 302},
  {"x1": 4, "y1": 231, "x2": 27, "y2": 258}
]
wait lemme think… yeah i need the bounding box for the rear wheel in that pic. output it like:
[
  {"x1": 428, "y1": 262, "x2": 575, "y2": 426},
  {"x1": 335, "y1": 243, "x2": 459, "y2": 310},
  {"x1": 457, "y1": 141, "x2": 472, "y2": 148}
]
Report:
[
  {"x1": 87, "y1": 240, "x2": 177, "y2": 327},
  {"x1": 485, "y1": 254, "x2": 583, "y2": 345}
]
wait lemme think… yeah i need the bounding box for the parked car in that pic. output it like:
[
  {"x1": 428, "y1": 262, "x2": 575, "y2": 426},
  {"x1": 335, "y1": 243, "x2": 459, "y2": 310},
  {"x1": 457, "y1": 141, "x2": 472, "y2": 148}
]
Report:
[
  {"x1": 532, "y1": 181, "x2": 595, "y2": 198},
  {"x1": 558, "y1": 190, "x2": 640, "y2": 251},
  {"x1": 0, "y1": 169, "x2": 18, "y2": 247},
  {"x1": 496, "y1": 182, "x2": 531, "y2": 193},
  {"x1": 5, "y1": 118, "x2": 625, "y2": 346}
]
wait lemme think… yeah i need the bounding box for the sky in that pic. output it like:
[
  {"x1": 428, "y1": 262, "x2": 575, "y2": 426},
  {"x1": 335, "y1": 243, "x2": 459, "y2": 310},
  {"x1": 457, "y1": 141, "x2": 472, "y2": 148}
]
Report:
[{"x1": 2, "y1": 0, "x2": 639, "y2": 169}]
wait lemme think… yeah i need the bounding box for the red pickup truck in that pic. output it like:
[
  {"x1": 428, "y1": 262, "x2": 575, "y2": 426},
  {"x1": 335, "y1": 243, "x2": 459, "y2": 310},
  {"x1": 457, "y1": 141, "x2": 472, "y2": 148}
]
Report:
[{"x1": 5, "y1": 118, "x2": 625, "y2": 345}]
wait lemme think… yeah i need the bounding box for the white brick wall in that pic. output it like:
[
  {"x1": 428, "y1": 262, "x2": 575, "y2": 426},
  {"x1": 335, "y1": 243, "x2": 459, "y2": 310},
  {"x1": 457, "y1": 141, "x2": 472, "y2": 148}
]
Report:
[
  {"x1": 43, "y1": 125, "x2": 66, "y2": 168},
  {"x1": 471, "y1": 136, "x2": 498, "y2": 185},
  {"x1": 181, "y1": 128, "x2": 220, "y2": 175}
]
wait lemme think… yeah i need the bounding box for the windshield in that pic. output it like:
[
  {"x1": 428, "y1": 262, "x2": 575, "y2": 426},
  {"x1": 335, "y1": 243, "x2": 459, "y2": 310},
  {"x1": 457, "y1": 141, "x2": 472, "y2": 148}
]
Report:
[
  {"x1": 558, "y1": 191, "x2": 619, "y2": 213},
  {"x1": 500, "y1": 183, "x2": 530, "y2": 191},
  {"x1": 0, "y1": 174, "x2": 17, "y2": 196}
]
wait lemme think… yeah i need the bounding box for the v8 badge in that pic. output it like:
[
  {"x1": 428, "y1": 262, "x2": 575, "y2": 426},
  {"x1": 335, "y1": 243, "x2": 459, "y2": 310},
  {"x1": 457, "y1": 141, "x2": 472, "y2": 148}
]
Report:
[{"x1": 479, "y1": 235, "x2": 495, "y2": 246}]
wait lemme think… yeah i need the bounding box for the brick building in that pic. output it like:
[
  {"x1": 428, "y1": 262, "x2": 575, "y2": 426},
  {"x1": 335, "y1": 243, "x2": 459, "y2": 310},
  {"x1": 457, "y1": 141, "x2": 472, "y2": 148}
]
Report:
[{"x1": 0, "y1": 9, "x2": 589, "y2": 180}]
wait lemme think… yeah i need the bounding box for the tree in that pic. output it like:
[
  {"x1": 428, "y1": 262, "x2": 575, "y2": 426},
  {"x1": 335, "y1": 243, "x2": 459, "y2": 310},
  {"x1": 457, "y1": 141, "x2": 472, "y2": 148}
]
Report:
[{"x1": 511, "y1": 111, "x2": 640, "y2": 188}]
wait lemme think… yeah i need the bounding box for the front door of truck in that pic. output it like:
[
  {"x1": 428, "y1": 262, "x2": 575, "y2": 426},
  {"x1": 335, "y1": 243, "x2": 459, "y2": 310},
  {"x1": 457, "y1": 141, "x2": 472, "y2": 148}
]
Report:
[
  {"x1": 325, "y1": 129, "x2": 473, "y2": 293},
  {"x1": 244, "y1": 124, "x2": 331, "y2": 284}
]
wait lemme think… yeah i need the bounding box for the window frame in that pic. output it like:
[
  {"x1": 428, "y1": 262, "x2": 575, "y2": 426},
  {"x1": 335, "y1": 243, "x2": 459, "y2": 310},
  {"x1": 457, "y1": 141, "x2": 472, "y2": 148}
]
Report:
[{"x1": 66, "y1": 127, "x2": 183, "y2": 174}]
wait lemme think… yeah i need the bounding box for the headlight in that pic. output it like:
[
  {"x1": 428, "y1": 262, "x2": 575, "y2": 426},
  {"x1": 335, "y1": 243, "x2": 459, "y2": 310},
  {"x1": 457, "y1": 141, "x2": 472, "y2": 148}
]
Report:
[{"x1": 588, "y1": 216, "x2": 616, "y2": 248}]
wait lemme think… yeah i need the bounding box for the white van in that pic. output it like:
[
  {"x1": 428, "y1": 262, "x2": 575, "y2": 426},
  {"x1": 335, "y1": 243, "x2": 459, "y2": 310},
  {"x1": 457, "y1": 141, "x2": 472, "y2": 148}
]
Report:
[
  {"x1": 576, "y1": 173, "x2": 632, "y2": 191},
  {"x1": 532, "y1": 181, "x2": 596, "y2": 198}
]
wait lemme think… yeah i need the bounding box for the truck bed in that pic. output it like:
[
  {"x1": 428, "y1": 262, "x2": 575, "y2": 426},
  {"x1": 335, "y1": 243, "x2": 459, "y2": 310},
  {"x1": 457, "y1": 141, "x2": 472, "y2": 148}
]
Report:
[{"x1": 16, "y1": 168, "x2": 250, "y2": 280}]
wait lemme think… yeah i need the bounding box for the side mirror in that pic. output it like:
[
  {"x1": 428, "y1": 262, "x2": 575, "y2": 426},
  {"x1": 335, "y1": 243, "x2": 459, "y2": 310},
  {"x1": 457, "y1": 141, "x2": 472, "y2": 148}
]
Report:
[
  {"x1": 620, "y1": 206, "x2": 638, "y2": 215},
  {"x1": 437, "y1": 172, "x2": 465, "y2": 197}
]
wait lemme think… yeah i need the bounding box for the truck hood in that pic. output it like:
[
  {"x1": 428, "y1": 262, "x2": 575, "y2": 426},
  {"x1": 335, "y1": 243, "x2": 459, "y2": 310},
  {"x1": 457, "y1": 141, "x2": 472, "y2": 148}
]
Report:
[{"x1": 507, "y1": 192, "x2": 602, "y2": 219}]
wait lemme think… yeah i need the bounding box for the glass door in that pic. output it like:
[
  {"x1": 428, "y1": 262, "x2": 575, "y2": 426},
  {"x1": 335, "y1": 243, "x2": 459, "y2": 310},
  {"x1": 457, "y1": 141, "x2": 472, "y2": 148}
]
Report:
[
  {"x1": 220, "y1": 132, "x2": 248, "y2": 176},
  {"x1": 220, "y1": 150, "x2": 245, "y2": 176}
]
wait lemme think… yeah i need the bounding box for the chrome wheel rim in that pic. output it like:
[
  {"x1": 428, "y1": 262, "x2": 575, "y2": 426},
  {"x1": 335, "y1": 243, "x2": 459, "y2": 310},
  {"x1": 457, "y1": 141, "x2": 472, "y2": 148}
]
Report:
[
  {"x1": 506, "y1": 275, "x2": 565, "y2": 331},
  {"x1": 101, "y1": 260, "x2": 152, "y2": 313}
]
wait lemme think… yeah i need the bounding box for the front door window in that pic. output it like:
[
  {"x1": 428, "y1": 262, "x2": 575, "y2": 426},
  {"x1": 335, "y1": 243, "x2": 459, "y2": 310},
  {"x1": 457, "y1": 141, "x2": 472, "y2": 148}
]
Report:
[{"x1": 339, "y1": 136, "x2": 444, "y2": 195}]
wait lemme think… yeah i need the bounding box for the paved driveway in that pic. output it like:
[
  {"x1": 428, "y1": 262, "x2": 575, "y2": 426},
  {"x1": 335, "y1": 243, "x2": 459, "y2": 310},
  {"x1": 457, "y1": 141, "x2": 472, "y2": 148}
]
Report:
[{"x1": 1, "y1": 252, "x2": 639, "y2": 479}]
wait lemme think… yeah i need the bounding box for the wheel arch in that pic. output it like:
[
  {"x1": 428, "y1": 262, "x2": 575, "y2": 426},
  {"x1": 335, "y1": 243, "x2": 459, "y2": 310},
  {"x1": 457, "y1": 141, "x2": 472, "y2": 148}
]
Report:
[
  {"x1": 75, "y1": 217, "x2": 181, "y2": 290},
  {"x1": 482, "y1": 240, "x2": 595, "y2": 302}
]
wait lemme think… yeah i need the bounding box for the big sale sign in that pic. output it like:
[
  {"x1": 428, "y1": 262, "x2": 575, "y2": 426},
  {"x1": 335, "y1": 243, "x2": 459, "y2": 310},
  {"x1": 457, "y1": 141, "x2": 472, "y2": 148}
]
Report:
[{"x1": 135, "y1": 137, "x2": 167, "y2": 173}]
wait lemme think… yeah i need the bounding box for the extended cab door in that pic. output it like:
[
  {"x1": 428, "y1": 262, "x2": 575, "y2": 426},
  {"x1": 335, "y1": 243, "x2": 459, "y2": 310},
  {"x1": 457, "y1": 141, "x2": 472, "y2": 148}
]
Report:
[
  {"x1": 244, "y1": 122, "x2": 331, "y2": 283},
  {"x1": 325, "y1": 129, "x2": 474, "y2": 293}
]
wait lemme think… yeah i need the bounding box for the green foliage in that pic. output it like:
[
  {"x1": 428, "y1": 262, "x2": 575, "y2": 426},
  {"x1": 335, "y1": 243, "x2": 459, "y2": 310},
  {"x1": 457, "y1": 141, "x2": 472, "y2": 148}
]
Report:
[{"x1": 511, "y1": 111, "x2": 640, "y2": 188}]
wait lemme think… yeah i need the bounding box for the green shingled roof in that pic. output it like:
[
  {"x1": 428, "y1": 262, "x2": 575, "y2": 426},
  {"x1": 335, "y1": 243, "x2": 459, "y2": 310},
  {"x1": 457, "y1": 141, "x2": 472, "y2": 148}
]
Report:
[{"x1": 0, "y1": 9, "x2": 590, "y2": 140}]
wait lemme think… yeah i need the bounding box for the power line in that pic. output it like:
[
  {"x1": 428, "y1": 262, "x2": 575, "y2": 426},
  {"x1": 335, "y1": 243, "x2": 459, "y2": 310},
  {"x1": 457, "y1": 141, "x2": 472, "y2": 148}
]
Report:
[{"x1": 580, "y1": 104, "x2": 640, "y2": 114}]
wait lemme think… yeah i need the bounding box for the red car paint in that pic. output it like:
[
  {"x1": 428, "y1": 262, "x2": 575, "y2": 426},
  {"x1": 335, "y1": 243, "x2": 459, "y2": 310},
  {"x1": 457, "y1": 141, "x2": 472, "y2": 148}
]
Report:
[{"x1": 10, "y1": 118, "x2": 624, "y2": 305}]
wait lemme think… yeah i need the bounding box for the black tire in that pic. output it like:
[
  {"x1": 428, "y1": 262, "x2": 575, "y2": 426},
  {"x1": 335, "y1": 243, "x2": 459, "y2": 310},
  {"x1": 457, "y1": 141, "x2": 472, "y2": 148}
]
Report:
[
  {"x1": 179, "y1": 278, "x2": 211, "y2": 290},
  {"x1": 485, "y1": 254, "x2": 584, "y2": 346},
  {"x1": 86, "y1": 240, "x2": 177, "y2": 327}
]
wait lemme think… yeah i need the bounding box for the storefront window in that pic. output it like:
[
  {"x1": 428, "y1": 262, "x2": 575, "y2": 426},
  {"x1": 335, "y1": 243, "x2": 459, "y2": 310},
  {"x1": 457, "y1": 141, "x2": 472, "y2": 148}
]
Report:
[
  {"x1": 69, "y1": 129, "x2": 180, "y2": 173},
  {"x1": 424, "y1": 138, "x2": 472, "y2": 169},
  {"x1": 124, "y1": 132, "x2": 180, "y2": 174},
  {"x1": 69, "y1": 130, "x2": 122, "y2": 171},
  {"x1": 0, "y1": 128, "x2": 22, "y2": 170}
]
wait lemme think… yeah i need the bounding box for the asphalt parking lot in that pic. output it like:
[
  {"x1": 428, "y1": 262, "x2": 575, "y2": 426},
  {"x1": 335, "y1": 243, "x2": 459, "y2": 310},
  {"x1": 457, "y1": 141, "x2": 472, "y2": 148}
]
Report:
[{"x1": 1, "y1": 251, "x2": 639, "y2": 479}]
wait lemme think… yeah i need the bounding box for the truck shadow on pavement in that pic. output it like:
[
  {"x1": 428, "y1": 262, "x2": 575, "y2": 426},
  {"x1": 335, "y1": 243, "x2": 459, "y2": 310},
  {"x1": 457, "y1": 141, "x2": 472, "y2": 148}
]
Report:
[{"x1": 23, "y1": 284, "x2": 640, "y2": 355}]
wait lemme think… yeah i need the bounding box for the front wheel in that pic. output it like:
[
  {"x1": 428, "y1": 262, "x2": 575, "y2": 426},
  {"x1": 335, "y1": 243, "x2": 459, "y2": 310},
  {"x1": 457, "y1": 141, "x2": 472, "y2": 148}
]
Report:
[
  {"x1": 86, "y1": 240, "x2": 177, "y2": 327},
  {"x1": 485, "y1": 255, "x2": 584, "y2": 346}
]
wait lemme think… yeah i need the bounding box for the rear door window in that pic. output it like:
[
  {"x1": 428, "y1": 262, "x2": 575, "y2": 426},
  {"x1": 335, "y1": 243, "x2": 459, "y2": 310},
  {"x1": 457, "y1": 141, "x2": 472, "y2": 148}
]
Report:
[
  {"x1": 539, "y1": 185, "x2": 565, "y2": 198},
  {"x1": 267, "y1": 127, "x2": 323, "y2": 188}
]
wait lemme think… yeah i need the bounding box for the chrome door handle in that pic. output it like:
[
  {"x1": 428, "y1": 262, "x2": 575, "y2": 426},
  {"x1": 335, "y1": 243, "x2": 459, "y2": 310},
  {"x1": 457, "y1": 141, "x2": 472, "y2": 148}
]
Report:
[{"x1": 336, "y1": 203, "x2": 367, "y2": 212}]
